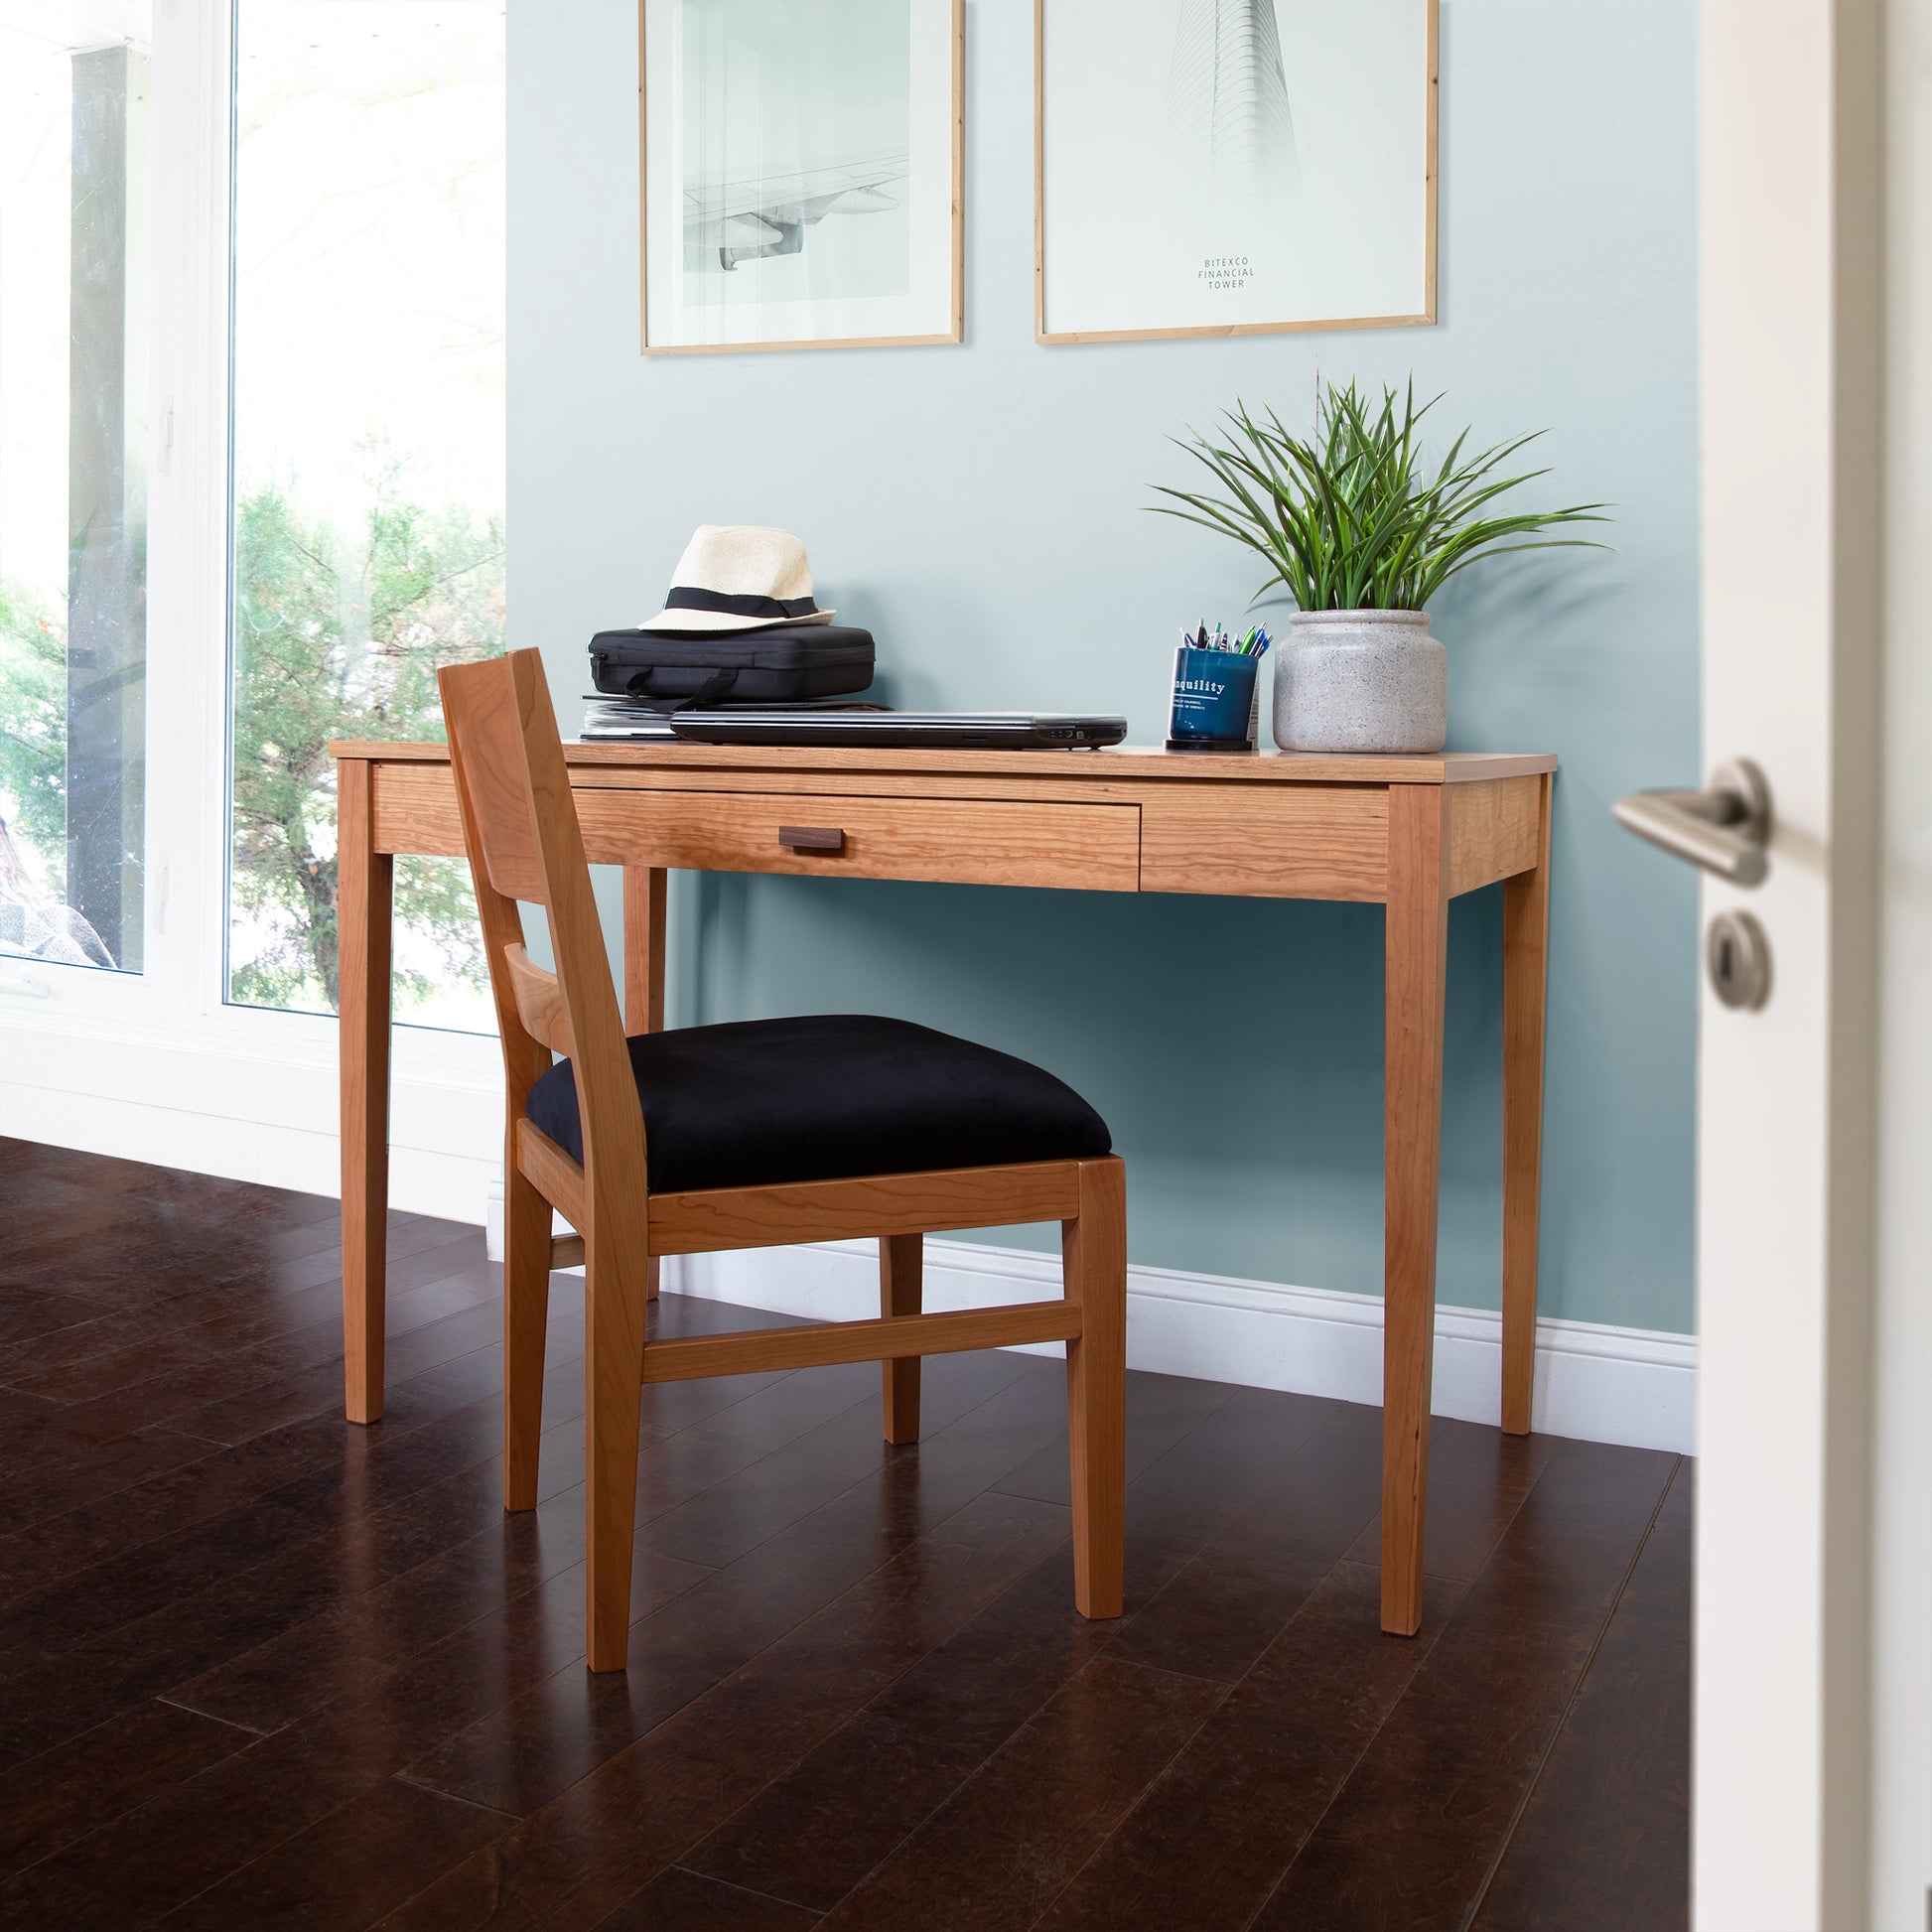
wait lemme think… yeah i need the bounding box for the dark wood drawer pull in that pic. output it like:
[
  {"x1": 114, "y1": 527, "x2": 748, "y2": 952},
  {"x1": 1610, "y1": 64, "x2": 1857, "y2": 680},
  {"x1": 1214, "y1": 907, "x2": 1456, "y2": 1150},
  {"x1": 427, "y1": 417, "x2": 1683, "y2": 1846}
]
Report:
[{"x1": 778, "y1": 825, "x2": 845, "y2": 854}]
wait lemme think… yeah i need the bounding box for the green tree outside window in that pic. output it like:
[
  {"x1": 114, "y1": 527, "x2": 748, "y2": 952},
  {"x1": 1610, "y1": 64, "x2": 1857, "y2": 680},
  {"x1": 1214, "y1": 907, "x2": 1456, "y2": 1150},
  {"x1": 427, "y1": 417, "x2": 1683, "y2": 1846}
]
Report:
[
  {"x1": 230, "y1": 471, "x2": 503, "y2": 1014},
  {"x1": 0, "y1": 474, "x2": 503, "y2": 1015}
]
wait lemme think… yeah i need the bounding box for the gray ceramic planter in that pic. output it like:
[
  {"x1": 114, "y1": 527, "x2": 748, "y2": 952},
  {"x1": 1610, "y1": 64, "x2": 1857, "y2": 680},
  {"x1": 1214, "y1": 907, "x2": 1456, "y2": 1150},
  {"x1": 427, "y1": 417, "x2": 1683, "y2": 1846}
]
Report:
[{"x1": 1271, "y1": 610, "x2": 1448, "y2": 755}]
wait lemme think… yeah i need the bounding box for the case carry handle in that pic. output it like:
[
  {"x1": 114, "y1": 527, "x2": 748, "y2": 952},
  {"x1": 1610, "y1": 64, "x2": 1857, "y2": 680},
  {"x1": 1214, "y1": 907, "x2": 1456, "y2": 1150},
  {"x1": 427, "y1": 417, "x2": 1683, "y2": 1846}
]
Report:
[{"x1": 624, "y1": 667, "x2": 741, "y2": 709}]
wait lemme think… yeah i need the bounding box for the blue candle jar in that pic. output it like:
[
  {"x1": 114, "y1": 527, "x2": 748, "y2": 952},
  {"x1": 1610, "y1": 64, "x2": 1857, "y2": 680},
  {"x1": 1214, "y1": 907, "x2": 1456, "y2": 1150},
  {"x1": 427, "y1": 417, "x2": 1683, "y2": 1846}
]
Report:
[{"x1": 1167, "y1": 644, "x2": 1259, "y2": 751}]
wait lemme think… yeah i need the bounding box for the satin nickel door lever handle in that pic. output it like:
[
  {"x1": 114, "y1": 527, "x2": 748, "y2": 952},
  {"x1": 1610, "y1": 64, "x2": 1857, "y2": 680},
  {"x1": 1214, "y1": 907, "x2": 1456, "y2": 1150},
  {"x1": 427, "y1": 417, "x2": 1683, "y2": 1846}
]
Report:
[{"x1": 1613, "y1": 758, "x2": 1771, "y2": 886}]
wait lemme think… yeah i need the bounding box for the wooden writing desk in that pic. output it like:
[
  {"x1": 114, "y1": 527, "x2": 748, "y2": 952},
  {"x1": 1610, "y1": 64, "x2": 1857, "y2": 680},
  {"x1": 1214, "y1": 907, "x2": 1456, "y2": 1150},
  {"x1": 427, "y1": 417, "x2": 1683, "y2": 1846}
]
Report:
[{"x1": 332, "y1": 738, "x2": 1556, "y2": 1637}]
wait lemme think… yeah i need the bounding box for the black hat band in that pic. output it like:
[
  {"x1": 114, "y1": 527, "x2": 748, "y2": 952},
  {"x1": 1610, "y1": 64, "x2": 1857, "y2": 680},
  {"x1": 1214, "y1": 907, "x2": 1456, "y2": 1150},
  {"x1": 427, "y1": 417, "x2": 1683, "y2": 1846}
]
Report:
[{"x1": 663, "y1": 586, "x2": 819, "y2": 621}]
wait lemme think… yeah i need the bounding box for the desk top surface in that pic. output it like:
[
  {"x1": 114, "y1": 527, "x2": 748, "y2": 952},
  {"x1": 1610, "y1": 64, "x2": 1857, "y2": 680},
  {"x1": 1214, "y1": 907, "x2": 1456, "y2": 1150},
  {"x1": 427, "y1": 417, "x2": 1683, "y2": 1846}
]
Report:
[{"x1": 332, "y1": 740, "x2": 1557, "y2": 787}]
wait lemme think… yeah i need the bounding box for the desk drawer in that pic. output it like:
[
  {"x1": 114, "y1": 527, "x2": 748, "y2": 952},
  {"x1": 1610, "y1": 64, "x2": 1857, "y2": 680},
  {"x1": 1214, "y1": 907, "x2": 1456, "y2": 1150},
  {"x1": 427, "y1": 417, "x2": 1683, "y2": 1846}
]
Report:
[
  {"x1": 575, "y1": 788, "x2": 1141, "y2": 892},
  {"x1": 1140, "y1": 785, "x2": 1388, "y2": 900}
]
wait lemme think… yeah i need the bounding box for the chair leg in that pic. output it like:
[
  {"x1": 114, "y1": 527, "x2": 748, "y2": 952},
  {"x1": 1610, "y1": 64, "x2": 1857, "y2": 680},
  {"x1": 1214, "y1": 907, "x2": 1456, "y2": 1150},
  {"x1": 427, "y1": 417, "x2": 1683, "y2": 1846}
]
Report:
[
  {"x1": 584, "y1": 1244, "x2": 649, "y2": 1672},
  {"x1": 502, "y1": 1163, "x2": 552, "y2": 1512},
  {"x1": 1063, "y1": 1157, "x2": 1126, "y2": 1619},
  {"x1": 881, "y1": 1232, "x2": 923, "y2": 1445}
]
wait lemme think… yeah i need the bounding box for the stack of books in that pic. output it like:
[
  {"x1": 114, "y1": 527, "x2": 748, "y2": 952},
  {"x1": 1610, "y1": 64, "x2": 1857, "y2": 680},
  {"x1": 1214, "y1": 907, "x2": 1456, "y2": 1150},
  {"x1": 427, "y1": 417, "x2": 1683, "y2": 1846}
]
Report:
[
  {"x1": 579, "y1": 697, "x2": 894, "y2": 743},
  {"x1": 580, "y1": 696, "x2": 678, "y2": 741}
]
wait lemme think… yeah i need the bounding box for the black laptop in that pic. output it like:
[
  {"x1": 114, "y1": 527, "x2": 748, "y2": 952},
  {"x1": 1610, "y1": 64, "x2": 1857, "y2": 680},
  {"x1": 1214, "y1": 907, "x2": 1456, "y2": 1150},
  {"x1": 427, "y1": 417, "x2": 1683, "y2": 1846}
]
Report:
[{"x1": 667, "y1": 709, "x2": 1128, "y2": 750}]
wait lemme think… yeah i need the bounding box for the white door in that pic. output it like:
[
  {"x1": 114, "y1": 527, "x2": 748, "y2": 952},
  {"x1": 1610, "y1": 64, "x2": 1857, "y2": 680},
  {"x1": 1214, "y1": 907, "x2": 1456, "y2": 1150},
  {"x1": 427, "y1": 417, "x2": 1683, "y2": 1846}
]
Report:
[{"x1": 1678, "y1": 5, "x2": 1928, "y2": 1927}]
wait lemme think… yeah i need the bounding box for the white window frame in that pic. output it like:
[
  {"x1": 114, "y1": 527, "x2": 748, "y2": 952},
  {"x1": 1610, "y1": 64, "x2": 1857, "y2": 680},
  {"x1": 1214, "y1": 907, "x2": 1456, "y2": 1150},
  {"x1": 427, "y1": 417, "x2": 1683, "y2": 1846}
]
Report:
[{"x1": 0, "y1": 0, "x2": 502, "y2": 1226}]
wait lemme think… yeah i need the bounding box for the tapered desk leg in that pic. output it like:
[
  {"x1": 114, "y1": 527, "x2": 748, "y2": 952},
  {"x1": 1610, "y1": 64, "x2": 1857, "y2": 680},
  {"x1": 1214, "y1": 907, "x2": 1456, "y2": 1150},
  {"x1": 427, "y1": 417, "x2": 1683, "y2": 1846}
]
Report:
[
  {"x1": 624, "y1": 867, "x2": 667, "y2": 1301},
  {"x1": 340, "y1": 759, "x2": 393, "y2": 1426},
  {"x1": 623, "y1": 867, "x2": 667, "y2": 1035},
  {"x1": 1382, "y1": 783, "x2": 1449, "y2": 1636},
  {"x1": 1500, "y1": 773, "x2": 1554, "y2": 1437}
]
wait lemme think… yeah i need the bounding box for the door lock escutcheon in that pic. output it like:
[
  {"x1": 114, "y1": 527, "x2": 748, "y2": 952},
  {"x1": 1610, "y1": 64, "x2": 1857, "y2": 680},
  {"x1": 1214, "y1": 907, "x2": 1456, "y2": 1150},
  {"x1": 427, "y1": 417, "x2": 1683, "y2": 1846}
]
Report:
[{"x1": 1706, "y1": 909, "x2": 1772, "y2": 1011}]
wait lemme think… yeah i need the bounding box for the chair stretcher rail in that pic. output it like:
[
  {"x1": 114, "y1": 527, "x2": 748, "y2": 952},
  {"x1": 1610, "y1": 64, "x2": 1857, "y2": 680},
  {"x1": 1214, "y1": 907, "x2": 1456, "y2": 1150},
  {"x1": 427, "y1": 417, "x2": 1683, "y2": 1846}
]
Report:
[{"x1": 639, "y1": 1301, "x2": 1083, "y2": 1382}]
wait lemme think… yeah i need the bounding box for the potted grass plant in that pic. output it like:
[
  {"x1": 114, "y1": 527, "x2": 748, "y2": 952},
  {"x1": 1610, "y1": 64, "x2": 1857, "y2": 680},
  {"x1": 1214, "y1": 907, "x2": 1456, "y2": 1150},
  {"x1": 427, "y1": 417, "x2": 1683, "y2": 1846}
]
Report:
[{"x1": 1150, "y1": 379, "x2": 1608, "y2": 755}]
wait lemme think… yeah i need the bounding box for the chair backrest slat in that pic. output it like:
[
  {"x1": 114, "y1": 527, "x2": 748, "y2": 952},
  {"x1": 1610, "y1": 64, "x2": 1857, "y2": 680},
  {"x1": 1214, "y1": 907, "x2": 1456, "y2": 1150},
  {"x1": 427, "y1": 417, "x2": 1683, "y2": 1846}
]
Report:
[
  {"x1": 440, "y1": 651, "x2": 648, "y2": 1223},
  {"x1": 435, "y1": 670, "x2": 549, "y2": 902},
  {"x1": 503, "y1": 942, "x2": 574, "y2": 1056}
]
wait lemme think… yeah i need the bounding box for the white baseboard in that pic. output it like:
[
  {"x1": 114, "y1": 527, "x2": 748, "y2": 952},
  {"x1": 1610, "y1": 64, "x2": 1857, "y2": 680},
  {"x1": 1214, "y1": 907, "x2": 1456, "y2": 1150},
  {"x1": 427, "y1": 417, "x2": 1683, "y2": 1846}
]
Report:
[
  {"x1": 483, "y1": 1183, "x2": 1695, "y2": 1456},
  {"x1": 7, "y1": 1043, "x2": 1697, "y2": 1454},
  {"x1": 0, "y1": 1078, "x2": 483, "y2": 1221},
  {"x1": 0, "y1": 1016, "x2": 500, "y2": 1224}
]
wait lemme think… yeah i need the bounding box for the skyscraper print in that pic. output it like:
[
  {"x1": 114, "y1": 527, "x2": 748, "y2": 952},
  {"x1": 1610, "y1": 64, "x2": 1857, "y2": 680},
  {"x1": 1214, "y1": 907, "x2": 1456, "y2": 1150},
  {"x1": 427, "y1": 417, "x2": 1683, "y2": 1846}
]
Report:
[
  {"x1": 1038, "y1": 0, "x2": 1432, "y2": 341},
  {"x1": 1162, "y1": 0, "x2": 1299, "y2": 202}
]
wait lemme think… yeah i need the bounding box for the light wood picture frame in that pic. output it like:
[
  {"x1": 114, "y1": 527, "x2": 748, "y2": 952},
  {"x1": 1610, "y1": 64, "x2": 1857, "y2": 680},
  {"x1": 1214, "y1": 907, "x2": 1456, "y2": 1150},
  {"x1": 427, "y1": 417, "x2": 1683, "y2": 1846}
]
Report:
[
  {"x1": 1035, "y1": 0, "x2": 1439, "y2": 346},
  {"x1": 639, "y1": 0, "x2": 964, "y2": 355}
]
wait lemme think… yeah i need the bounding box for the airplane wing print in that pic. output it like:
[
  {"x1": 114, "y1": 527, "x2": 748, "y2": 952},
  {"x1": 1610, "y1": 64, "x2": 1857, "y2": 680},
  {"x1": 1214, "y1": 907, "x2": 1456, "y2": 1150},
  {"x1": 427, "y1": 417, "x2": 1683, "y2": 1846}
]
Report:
[{"x1": 682, "y1": 151, "x2": 910, "y2": 271}]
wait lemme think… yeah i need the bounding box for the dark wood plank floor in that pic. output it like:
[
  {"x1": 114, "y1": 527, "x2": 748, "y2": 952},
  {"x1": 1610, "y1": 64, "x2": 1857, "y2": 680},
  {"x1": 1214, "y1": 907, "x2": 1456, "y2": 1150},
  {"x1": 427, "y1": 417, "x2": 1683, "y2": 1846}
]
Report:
[{"x1": 0, "y1": 1137, "x2": 1690, "y2": 1930}]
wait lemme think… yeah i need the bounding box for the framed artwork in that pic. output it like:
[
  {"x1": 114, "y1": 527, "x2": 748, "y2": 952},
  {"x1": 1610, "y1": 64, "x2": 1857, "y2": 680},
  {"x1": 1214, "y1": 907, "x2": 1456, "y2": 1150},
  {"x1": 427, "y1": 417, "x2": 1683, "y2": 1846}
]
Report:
[
  {"x1": 1035, "y1": 0, "x2": 1438, "y2": 345},
  {"x1": 639, "y1": 0, "x2": 964, "y2": 354}
]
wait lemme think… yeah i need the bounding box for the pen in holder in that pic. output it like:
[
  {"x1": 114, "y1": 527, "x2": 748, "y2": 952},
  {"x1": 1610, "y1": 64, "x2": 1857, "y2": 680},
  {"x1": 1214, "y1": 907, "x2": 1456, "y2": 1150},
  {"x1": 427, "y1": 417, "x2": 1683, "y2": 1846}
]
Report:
[{"x1": 1167, "y1": 643, "x2": 1260, "y2": 751}]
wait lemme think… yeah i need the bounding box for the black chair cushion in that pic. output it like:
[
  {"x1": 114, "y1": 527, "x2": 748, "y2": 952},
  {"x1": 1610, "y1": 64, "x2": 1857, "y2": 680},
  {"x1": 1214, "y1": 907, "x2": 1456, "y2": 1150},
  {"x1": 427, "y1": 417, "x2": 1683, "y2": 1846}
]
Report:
[{"x1": 525, "y1": 1014, "x2": 1112, "y2": 1194}]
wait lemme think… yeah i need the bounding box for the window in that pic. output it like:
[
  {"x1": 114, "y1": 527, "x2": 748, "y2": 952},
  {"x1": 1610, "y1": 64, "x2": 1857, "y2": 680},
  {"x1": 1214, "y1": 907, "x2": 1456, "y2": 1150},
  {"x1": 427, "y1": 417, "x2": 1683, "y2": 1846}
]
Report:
[
  {"x1": 226, "y1": 0, "x2": 504, "y2": 1028},
  {"x1": 0, "y1": 2, "x2": 152, "y2": 974},
  {"x1": 0, "y1": 0, "x2": 505, "y2": 1212}
]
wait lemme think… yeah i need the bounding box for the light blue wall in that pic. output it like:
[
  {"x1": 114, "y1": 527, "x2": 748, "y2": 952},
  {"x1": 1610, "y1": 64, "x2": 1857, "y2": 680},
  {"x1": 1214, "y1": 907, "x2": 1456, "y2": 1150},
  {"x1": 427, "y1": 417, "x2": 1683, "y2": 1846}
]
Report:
[{"x1": 509, "y1": 0, "x2": 1700, "y2": 1334}]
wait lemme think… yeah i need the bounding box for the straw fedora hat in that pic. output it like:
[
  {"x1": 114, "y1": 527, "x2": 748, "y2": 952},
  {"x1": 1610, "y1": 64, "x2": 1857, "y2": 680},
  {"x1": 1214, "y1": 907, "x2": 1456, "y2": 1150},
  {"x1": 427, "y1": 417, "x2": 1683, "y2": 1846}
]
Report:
[{"x1": 640, "y1": 525, "x2": 834, "y2": 633}]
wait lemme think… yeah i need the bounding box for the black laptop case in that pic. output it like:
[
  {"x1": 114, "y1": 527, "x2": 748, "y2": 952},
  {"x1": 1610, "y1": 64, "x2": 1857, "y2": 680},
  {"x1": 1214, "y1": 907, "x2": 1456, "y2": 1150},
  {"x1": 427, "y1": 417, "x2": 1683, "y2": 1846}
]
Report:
[{"x1": 589, "y1": 624, "x2": 875, "y2": 706}]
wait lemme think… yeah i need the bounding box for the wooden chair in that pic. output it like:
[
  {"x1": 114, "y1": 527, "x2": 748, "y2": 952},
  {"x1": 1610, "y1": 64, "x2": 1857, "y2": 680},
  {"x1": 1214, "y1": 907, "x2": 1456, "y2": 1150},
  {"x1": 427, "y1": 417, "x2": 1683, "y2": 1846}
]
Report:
[{"x1": 438, "y1": 649, "x2": 1128, "y2": 1671}]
